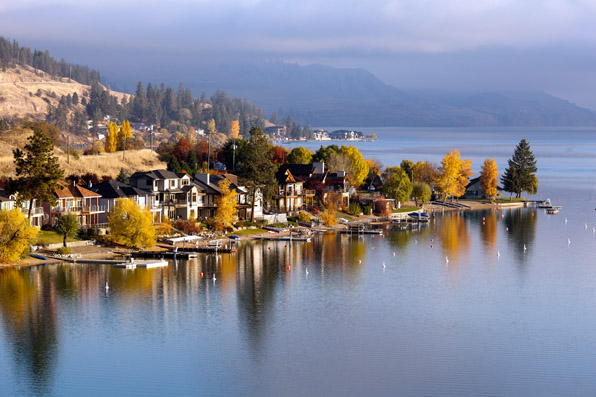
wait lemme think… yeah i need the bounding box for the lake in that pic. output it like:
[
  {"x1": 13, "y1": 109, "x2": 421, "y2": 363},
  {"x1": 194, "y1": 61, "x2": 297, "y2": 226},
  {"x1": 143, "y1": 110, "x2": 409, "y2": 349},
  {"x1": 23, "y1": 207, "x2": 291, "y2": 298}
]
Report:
[{"x1": 2, "y1": 127, "x2": 596, "y2": 396}]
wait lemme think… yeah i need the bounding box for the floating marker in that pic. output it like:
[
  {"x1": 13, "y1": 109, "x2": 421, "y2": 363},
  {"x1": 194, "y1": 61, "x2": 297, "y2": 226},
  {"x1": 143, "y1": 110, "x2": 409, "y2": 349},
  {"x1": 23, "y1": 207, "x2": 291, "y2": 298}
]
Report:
[
  {"x1": 506, "y1": 227, "x2": 509, "y2": 231},
  {"x1": 200, "y1": 272, "x2": 204, "y2": 278},
  {"x1": 358, "y1": 260, "x2": 361, "y2": 264},
  {"x1": 287, "y1": 265, "x2": 291, "y2": 270},
  {"x1": 392, "y1": 252, "x2": 396, "y2": 256}
]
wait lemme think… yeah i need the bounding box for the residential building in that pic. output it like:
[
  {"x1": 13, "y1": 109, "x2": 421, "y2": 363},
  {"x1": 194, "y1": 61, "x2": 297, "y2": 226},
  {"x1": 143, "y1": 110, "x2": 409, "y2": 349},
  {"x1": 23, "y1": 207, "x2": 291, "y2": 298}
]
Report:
[
  {"x1": 45, "y1": 181, "x2": 106, "y2": 228},
  {"x1": 90, "y1": 180, "x2": 156, "y2": 223},
  {"x1": 129, "y1": 169, "x2": 205, "y2": 221},
  {"x1": 275, "y1": 166, "x2": 316, "y2": 213},
  {"x1": 193, "y1": 173, "x2": 262, "y2": 220},
  {"x1": 462, "y1": 177, "x2": 503, "y2": 199},
  {"x1": 0, "y1": 189, "x2": 16, "y2": 211}
]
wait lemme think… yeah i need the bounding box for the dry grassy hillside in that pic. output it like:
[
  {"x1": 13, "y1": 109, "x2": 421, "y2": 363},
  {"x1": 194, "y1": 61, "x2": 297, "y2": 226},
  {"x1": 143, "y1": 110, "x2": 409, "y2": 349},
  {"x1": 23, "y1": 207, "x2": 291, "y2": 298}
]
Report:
[
  {"x1": 0, "y1": 128, "x2": 165, "y2": 178},
  {"x1": 0, "y1": 64, "x2": 129, "y2": 119}
]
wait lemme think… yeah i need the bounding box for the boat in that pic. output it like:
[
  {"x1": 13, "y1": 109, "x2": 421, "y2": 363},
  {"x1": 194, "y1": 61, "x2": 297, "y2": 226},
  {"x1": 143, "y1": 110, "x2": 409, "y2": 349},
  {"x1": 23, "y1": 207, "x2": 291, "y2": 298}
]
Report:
[
  {"x1": 546, "y1": 207, "x2": 560, "y2": 214},
  {"x1": 407, "y1": 212, "x2": 431, "y2": 222},
  {"x1": 538, "y1": 199, "x2": 552, "y2": 208},
  {"x1": 340, "y1": 223, "x2": 383, "y2": 235}
]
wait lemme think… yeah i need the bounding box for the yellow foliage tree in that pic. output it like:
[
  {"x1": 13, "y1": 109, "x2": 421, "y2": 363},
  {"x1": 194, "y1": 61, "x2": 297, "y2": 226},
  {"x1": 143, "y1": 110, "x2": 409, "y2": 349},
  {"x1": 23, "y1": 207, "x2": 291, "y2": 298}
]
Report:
[
  {"x1": 480, "y1": 157, "x2": 499, "y2": 201},
  {"x1": 435, "y1": 149, "x2": 472, "y2": 201},
  {"x1": 0, "y1": 209, "x2": 39, "y2": 263},
  {"x1": 206, "y1": 118, "x2": 216, "y2": 135},
  {"x1": 230, "y1": 120, "x2": 240, "y2": 139},
  {"x1": 337, "y1": 145, "x2": 369, "y2": 188},
  {"x1": 214, "y1": 178, "x2": 238, "y2": 230},
  {"x1": 117, "y1": 120, "x2": 132, "y2": 151},
  {"x1": 108, "y1": 198, "x2": 156, "y2": 248},
  {"x1": 105, "y1": 121, "x2": 118, "y2": 152},
  {"x1": 187, "y1": 126, "x2": 197, "y2": 145}
]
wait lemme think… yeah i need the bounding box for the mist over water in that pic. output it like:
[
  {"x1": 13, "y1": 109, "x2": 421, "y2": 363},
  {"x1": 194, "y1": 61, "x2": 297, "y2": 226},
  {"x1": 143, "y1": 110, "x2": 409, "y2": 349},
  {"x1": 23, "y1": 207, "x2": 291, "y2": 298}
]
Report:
[{"x1": 2, "y1": 127, "x2": 596, "y2": 395}]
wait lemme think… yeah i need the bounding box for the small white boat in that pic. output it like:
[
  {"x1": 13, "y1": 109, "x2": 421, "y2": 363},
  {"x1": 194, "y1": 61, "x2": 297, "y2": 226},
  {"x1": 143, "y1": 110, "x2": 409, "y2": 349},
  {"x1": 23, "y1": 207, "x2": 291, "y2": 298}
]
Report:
[{"x1": 538, "y1": 199, "x2": 552, "y2": 208}]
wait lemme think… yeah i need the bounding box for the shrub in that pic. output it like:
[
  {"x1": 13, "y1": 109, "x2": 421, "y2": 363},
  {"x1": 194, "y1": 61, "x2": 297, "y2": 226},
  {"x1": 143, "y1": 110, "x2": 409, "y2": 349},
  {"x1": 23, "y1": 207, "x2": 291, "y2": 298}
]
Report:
[
  {"x1": 321, "y1": 210, "x2": 336, "y2": 226},
  {"x1": 298, "y1": 211, "x2": 311, "y2": 223},
  {"x1": 57, "y1": 247, "x2": 71, "y2": 255},
  {"x1": 174, "y1": 218, "x2": 200, "y2": 234},
  {"x1": 347, "y1": 202, "x2": 362, "y2": 216},
  {"x1": 363, "y1": 203, "x2": 373, "y2": 215}
]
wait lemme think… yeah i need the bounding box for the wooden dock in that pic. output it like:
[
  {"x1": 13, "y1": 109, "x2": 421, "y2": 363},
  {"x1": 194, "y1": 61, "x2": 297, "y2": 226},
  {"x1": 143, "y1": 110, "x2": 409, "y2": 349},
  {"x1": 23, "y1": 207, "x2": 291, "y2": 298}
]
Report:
[{"x1": 129, "y1": 251, "x2": 197, "y2": 259}]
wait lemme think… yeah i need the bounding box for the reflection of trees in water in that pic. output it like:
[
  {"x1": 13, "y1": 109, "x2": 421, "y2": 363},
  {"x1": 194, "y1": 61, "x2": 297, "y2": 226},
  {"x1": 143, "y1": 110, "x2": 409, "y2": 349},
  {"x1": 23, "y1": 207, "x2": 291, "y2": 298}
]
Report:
[
  {"x1": 0, "y1": 268, "x2": 58, "y2": 395},
  {"x1": 468, "y1": 210, "x2": 498, "y2": 256},
  {"x1": 438, "y1": 212, "x2": 470, "y2": 263},
  {"x1": 503, "y1": 207, "x2": 537, "y2": 261},
  {"x1": 386, "y1": 222, "x2": 431, "y2": 253}
]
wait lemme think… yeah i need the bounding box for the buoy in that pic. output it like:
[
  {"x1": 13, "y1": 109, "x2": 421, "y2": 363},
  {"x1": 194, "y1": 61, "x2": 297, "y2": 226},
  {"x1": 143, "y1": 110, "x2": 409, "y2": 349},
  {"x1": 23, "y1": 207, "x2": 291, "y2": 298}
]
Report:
[
  {"x1": 568, "y1": 238, "x2": 571, "y2": 246},
  {"x1": 506, "y1": 227, "x2": 509, "y2": 231},
  {"x1": 497, "y1": 250, "x2": 500, "y2": 257},
  {"x1": 382, "y1": 261, "x2": 386, "y2": 269},
  {"x1": 372, "y1": 247, "x2": 375, "y2": 250},
  {"x1": 305, "y1": 268, "x2": 309, "y2": 275},
  {"x1": 105, "y1": 281, "x2": 109, "y2": 290},
  {"x1": 531, "y1": 213, "x2": 534, "y2": 216},
  {"x1": 358, "y1": 260, "x2": 361, "y2": 264},
  {"x1": 268, "y1": 247, "x2": 271, "y2": 250},
  {"x1": 392, "y1": 252, "x2": 395, "y2": 256},
  {"x1": 287, "y1": 265, "x2": 291, "y2": 270},
  {"x1": 483, "y1": 217, "x2": 485, "y2": 221},
  {"x1": 482, "y1": 222, "x2": 485, "y2": 225},
  {"x1": 501, "y1": 214, "x2": 504, "y2": 218},
  {"x1": 445, "y1": 256, "x2": 449, "y2": 264},
  {"x1": 523, "y1": 244, "x2": 527, "y2": 251},
  {"x1": 200, "y1": 272, "x2": 204, "y2": 278}
]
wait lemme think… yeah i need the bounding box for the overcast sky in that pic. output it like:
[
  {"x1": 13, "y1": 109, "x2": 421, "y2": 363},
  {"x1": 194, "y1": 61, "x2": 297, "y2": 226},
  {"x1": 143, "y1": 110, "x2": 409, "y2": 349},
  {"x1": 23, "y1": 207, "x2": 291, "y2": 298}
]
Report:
[{"x1": 2, "y1": 0, "x2": 596, "y2": 108}]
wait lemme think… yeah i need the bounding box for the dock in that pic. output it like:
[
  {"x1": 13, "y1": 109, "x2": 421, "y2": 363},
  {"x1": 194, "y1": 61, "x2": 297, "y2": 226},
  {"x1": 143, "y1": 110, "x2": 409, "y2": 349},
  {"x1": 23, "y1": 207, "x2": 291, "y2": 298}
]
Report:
[
  {"x1": 128, "y1": 251, "x2": 197, "y2": 259},
  {"x1": 55, "y1": 257, "x2": 169, "y2": 268}
]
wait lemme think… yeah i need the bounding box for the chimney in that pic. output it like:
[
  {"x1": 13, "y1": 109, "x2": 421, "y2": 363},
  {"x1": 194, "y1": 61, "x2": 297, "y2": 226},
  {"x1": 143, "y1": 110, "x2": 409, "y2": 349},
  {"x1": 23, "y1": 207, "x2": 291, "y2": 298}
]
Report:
[
  {"x1": 313, "y1": 161, "x2": 325, "y2": 174},
  {"x1": 206, "y1": 173, "x2": 210, "y2": 186},
  {"x1": 88, "y1": 181, "x2": 92, "y2": 188},
  {"x1": 337, "y1": 171, "x2": 346, "y2": 178}
]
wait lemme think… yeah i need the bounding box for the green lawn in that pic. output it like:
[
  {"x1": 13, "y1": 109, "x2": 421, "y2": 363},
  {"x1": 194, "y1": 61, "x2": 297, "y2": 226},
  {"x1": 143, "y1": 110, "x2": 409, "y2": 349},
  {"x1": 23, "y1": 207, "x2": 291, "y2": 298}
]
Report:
[
  {"x1": 392, "y1": 206, "x2": 421, "y2": 213},
  {"x1": 36, "y1": 230, "x2": 79, "y2": 245},
  {"x1": 231, "y1": 228, "x2": 268, "y2": 235}
]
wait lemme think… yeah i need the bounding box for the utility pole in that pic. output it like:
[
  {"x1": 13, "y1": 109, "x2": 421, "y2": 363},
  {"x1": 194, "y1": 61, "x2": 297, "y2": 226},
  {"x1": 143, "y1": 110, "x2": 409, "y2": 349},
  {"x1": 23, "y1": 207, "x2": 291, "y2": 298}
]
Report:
[
  {"x1": 122, "y1": 136, "x2": 126, "y2": 161},
  {"x1": 67, "y1": 135, "x2": 70, "y2": 164},
  {"x1": 207, "y1": 132, "x2": 211, "y2": 171}
]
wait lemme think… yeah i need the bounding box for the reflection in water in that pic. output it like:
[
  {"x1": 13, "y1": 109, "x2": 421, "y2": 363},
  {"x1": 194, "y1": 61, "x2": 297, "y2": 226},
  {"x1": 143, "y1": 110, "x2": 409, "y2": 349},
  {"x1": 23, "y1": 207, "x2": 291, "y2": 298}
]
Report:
[
  {"x1": 438, "y1": 212, "x2": 470, "y2": 264},
  {"x1": 503, "y1": 207, "x2": 538, "y2": 275},
  {"x1": 0, "y1": 268, "x2": 58, "y2": 395}
]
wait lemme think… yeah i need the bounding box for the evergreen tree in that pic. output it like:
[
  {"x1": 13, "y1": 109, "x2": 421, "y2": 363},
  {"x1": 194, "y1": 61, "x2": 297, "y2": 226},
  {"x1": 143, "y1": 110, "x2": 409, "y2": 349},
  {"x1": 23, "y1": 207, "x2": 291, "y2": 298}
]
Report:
[
  {"x1": 167, "y1": 157, "x2": 182, "y2": 173},
  {"x1": 186, "y1": 150, "x2": 198, "y2": 175},
  {"x1": 116, "y1": 168, "x2": 130, "y2": 184},
  {"x1": 237, "y1": 126, "x2": 278, "y2": 221},
  {"x1": 7, "y1": 127, "x2": 64, "y2": 218},
  {"x1": 501, "y1": 139, "x2": 538, "y2": 198}
]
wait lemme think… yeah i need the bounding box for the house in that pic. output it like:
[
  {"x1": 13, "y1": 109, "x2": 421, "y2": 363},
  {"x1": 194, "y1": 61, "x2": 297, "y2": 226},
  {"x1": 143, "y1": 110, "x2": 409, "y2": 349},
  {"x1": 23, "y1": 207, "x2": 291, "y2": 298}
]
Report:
[
  {"x1": 0, "y1": 189, "x2": 16, "y2": 211},
  {"x1": 90, "y1": 180, "x2": 157, "y2": 223},
  {"x1": 45, "y1": 181, "x2": 106, "y2": 228},
  {"x1": 275, "y1": 166, "x2": 316, "y2": 213},
  {"x1": 129, "y1": 169, "x2": 205, "y2": 221},
  {"x1": 462, "y1": 177, "x2": 503, "y2": 199},
  {"x1": 193, "y1": 173, "x2": 262, "y2": 220}
]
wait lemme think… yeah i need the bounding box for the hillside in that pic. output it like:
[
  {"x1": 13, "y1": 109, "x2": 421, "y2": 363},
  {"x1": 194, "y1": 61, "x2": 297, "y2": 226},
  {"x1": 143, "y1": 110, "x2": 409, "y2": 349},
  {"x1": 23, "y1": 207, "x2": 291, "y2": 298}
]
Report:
[
  {"x1": 0, "y1": 64, "x2": 129, "y2": 119},
  {"x1": 186, "y1": 61, "x2": 596, "y2": 127},
  {"x1": 0, "y1": 126, "x2": 165, "y2": 179}
]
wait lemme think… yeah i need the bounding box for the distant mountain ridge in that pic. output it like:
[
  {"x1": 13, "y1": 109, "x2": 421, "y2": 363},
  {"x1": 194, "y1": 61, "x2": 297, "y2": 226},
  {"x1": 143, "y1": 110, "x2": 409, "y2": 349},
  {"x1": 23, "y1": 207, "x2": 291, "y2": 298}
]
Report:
[{"x1": 187, "y1": 61, "x2": 596, "y2": 127}]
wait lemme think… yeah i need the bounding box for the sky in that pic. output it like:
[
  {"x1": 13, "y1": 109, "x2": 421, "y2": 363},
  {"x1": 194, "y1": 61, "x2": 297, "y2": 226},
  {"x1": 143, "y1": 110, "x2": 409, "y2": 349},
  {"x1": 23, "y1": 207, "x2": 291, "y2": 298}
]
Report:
[{"x1": 2, "y1": 0, "x2": 596, "y2": 109}]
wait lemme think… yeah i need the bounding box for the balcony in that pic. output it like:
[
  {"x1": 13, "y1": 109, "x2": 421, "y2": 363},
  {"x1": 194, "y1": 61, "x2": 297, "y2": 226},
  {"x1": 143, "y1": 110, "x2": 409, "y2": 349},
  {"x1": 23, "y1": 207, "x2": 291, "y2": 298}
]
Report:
[
  {"x1": 302, "y1": 189, "x2": 316, "y2": 196},
  {"x1": 54, "y1": 205, "x2": 106, "y2": 214}
]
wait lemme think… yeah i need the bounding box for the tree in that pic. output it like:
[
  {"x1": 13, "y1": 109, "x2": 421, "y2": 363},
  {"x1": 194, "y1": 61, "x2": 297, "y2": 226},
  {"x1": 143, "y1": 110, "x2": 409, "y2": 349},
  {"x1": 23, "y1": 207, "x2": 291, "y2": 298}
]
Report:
[
  {"x1": 108, "y1": 198, "x2": 156, "y2": 248},
  {"x1": 116, "y1": 168, "x2": 130, "y2": 184},
  {"x1": 237, "y1": 126, "x2": 278, "y2": 222},
  {"x1": 480, "y1": 158, "x2": 499, "y2": 202},
  {"x1": 381, "y1": 166, "x2": 412, "y2": 203},
  {"x1": 434, "y1": 150, "x2": 472, "y2": 201},
  {"x1": 230, "y1": 120, "x2": 240, "y2": 139},
  {"x1": 270, "y1": 145, "x2": 287, "y2": 165},
  {"x1": 0, "y1": 208, "x2": 39, "y2": 263},
  {"x1": 501, "y1": 139, "x2": 538, "y2": 198},
  {"x1": 335, "y1": 145, "x2": 369, "y2": 188},
  {"x1": 413, "y1": 161, "x2": 439, "y2": 185},
  {"x1": 173, "y1": 136, "x2": 193, "y2": 163},
  {"x1": 6, "y1": 127, "x2": 64, "y2": 219},
  {"x1": 54, "y1": 214, "x2": 79, "y2": 248},
  {"x1": 288, "y1": 147, "x2": 313, "y2": 164},
  {"x1": 313, "y1": 145, "x2": 339, "y2": 163},
  {"x1": 214, "y1": 178, "x2": 238, "y2": 230},
  {"x1": 400, "y1": 159, "x2": 415, "y2": 181},
  {"x1": 167, "y1": 157, "x2": 182, "y2": 173},
  {"x1": 117, "y1": 120, "x2": 132, "y2": 151},
  {"x1": 411, "y1": 182, "x2": 431, "y2": 206},
  {"x1": 105, "y1": 121, "x2": 118, "y2": 152}
]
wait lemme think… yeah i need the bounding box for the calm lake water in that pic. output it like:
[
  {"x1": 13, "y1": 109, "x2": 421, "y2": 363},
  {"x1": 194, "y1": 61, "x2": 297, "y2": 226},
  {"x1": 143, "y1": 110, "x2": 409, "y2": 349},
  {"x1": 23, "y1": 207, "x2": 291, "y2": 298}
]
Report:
[{"x1": 3, "y1": 127, "x2": 596, "y2": 396}]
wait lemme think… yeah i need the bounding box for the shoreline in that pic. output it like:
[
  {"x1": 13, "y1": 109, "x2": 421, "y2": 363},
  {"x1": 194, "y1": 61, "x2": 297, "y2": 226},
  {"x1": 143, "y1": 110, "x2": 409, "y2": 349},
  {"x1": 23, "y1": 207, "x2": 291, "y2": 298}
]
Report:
[{"x1": 1, "y1": 199, "x2": 528, "y2": 268}]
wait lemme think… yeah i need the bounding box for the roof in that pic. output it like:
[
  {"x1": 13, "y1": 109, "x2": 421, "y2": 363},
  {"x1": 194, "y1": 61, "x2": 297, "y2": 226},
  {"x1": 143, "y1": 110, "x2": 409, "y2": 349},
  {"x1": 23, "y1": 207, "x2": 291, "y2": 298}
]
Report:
[
  {"x1": 55, "y1": 181, "x2": 101, "y2": 199},
  {"x1": 0, "y1": 189, "x2": 15, "y2": 202},
  {"x1": 194, "y1": 173, "x2": 242, "y2": 195},
  {"x1": 90, "y1": 180, "x2": 152, "y2": 199},
  {"x1": 130, "y1": 169, "x2": 182, "y2": 181},
  {"x1": 277, "y1": 164, "x2": 315, "y2": 182}
]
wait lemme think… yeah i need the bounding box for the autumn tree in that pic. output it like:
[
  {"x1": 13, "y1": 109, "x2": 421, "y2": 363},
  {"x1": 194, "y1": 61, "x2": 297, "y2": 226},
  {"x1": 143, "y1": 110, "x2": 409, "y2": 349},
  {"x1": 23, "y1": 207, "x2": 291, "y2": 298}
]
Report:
[
  {"x1": 501, "y1": 139, "x2": 538, "y2": 198},
  {"x1": 7, "y1": 127, "x2": 64, "y2": 219},
  {"x1": 230, "y1": 120, "x2": 240, "y2": 139},
  {"x1": 108, "y1": 198, "x2": 156, "y2": 248},
  {"x1": 0, "y1": 209, "x2": 39, "y2": 263},
  {"x1": 270, "y1": 145, "x2": 288, "y2": 165},
  {"x1": 54, "y1": 214, "x2": 79, "y2": 248},
  {"x1": 214, "y1": 178, "x2": 238, "y2": 230},
  {"x1": 434, "y1": 150, "x2": 472, "y2": 201},
  {"x1": 339, "y1": 145, "x2": 369, "y2": 188},
  {"x1": 381, "y1": 166, "x2": 413, "y2": 203},
  {"x1": 105, "y1": 121, "x2": 118, "y2": 152},
  {"x1": 117, "y1": 120, "x2": 132, "y2": 151},
  {"x1": 173, "y1": 136, "x2": 193, "y2": 163},
  {"x1": 413, "y1": 161, "x2": 439, "y2": 186},
  {"x1": 288, "y1": 147, "x2": 313, "y2": 164},
  {"x1": 400, "y1": 159, "x2": 415, "y2": 181},
  {"x1": 480, "y1": 158, "x2": 499, "y2": 202}
]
